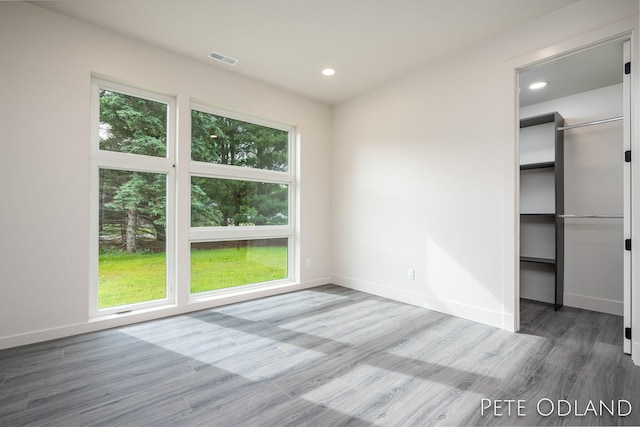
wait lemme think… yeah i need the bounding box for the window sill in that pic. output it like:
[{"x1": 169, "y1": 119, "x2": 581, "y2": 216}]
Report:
[
  {"x1": 188, "y1": 280, "x2": 298, "y2": 304},
  {"x1": 89, "y1": 303, "x2": 179, "y2": 323}
]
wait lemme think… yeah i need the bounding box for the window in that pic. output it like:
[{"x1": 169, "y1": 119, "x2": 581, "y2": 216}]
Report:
[
  {"x1": 90, "y1": 80, "x2": 175, "y2": 315},
  {"x1": 190, "y1": 239, "x2": 288, "y2": 293},
  {"x1": 98, "y1": 169, "x2": 168, "y2": 308},
  {"x1": 90, "y1": 79, "x2": 296, "y2": 316},
  {"x1": 191, "y1": 177, "x2": 288, "y2": 227},
  {"x1": 189, "y1": 106, "x2": 294, "y2": 296},
  {"x1": 190, "y1": 111, "x2": 288, "y2": 171}
]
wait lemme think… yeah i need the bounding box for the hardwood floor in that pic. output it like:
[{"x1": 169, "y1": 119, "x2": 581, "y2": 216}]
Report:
[{"x1": 1, "y1": 285, "x2": 639, "y2": 426}]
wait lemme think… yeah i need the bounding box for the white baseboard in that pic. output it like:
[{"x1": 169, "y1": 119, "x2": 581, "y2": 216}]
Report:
[
  {"x1": 633, "y1": 342, "x2": 640, "y2": 366},
  {"x1": 331, "y1": 274, "x2": 505, "y2": 329},
  {"x1": 563, "y1": 292, "x2": 623, "y2": 316},
  {"x1": 502, "y1": 312, "x2": 517, "y2": 333},
  {"x1": 520, "y1": 285, "x2": 555, "y2": 305},
  {"x1": 0, "y1": 278, "x2": 331, "y2": 350},
  {"x1": 8, "y1": 277, "x2": 619, "y2": 351}
]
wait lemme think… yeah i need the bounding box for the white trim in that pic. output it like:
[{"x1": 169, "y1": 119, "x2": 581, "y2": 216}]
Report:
[
  {"x1": 92, "y1": 77, "x2": 176, "y2": 108},
  {"x1": 623, "y1": 39, "x2": 632, "y2": 354},
  {"x1": 0, "y1": 278, "x2": 331, "y2": 350},
  {"x1": 189, "y1": 277, "x2": 294, "y2": 302},
  {"x1": 630, "y1": 24, "x2": 640, "y2": 366},
  {"x1": 287, "y1": 127, "x2": 298, "y2": 286},
  {"x1": 332, "y1": 274, "x2": 504, "y2": 329},
  {"x1": 191, "y1": 101, "x2": 295, "y2": 134},
  {"x1": 92, "y1": 151, "x2": 174, "y2": 173},
  {"x1": 190, "y1": 161, "x2": 293, "y2": 184},
  {"x1": 91, "y1": 73, "x2": 177, "y2": 100},
  {"x1": 503, "y1": 63, "x2": 519, "y2": 333},
  {"x1": 189, "y1": 225, "x2": 292, "y2": 241},
  {"x1": 88, "y1": 163, "x2": 99, "y2": 316},
  {"x1": 507, "y1": 17, "x2": 638, "y2": 340},
  {"x1": 564, "y1": 292, "x2": 623, "y2": 316},
  {"x1": 176, "y1": 94, "x2": 192, "y2": 308}
]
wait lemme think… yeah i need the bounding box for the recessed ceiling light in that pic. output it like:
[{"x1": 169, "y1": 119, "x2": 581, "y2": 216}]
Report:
[
  {"x1": 529, "y1": 81, "x2": 548, "y2": 90},
  {"x1": 322, "y1": 68, "x2": 336, "y2": 77}
]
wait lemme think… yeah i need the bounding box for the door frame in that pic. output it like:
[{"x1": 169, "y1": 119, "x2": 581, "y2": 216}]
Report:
[
  {"x1": 505, "y1": 18, "x2": 639, "y2": 364},
  {"x1": 624, "y1": 39, "x2": 632, "y2": 354}
]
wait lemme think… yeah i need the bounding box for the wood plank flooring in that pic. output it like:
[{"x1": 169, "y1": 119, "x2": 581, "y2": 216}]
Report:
[{"x1": 1, "y1": 285, "x2": 639, "y2": 426}]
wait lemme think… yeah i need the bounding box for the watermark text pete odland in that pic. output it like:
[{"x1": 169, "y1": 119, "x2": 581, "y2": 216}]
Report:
[{"x1": 480, "y1": 398, "x2": 632, "y2": 418}]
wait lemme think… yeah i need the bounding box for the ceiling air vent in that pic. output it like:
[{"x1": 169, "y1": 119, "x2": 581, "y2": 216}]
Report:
[{"x1": 209, "y1": 51, "x2": 238, "y2": 66}]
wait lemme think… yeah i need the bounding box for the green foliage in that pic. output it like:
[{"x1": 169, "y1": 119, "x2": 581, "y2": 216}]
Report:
[
  {"x1": 190, "y1": 246, "x2": 287, "y2": 293},
  {"x1": 98, "y1": 247, "x2": 287, "y2": 308},
  {"x1": 190, "y1": 183, "x2": 223, "y2": 226},
  {"x1": 191, "y1": 109, "x2": 225, "y2": 163},
  {"x1": 98, "y1": 250, "x2": 166, "y2": 308},
  {"x1": 98, "y1": 91, "x2": 290, "y2": 253},
  {"x1": 191, "y1": 110, "x2": 288, "y2": 171},
  {"x1": 99, "y1": 90, "x2": 167, "y2": 157},
  {"x1": 99, "y1": 90, "x2": 170, "y2": 252},
  {"x1": 191, "y1": 177, "x2": 288, "y2": 226},
  {"x1": 190, "y1": 109, "x2": 289, "y2": 226},
  {"x1": 99, "y1": 169, "x2": 167, "y2": 249},
  {"x1": 107, "y1": 172, "x2": 148, "y2": 211}
]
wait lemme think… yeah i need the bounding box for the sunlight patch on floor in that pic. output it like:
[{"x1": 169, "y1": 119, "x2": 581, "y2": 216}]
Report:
[{"x1": 121, "y1": 316, "x2": 324, "y2": 381}]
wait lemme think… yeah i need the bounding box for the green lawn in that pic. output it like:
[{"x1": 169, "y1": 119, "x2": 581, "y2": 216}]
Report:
[{"x1": 98, "y1": 246, "x2": 287, "y2": 309}]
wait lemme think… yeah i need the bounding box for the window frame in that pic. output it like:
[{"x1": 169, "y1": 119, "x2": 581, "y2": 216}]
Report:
[
  {"x1": 188, "y1": 103, "x2": 296, "y2": 299},
  {"x1": 89, "y1": 78, "x2": 177, "y2": 317},
  {"x1": 88, "y1": 80, "x2": 298, "y2": 317}
]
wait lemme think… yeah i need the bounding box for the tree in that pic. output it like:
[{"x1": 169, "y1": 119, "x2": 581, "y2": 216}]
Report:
[
  {"x1": 99, "y1": 90, "x2": 167, "y2": 157},
  {"x1": 190, "y1": 183, "x2": 223, "y2": 227},
  {"x1": 99, "y1": 96, "x2": 290, "y2": 252},
  {"x1": 99, "y1": 90, "x2": 167, "y2": 252},
  {"x1": 190, "y1": 110, "x2": 289, "y2": 226}
]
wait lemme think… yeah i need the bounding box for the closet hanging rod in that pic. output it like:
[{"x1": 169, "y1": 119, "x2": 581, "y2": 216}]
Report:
[
  {"x1": 558, "y1": 214, "x2": 623, "y2": 219},
  {"x1": 557, "y1": 116, "x2": 623, "y2": 131}
]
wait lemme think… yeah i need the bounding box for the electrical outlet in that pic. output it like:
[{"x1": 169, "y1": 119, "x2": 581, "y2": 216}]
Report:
[
  {"x1": 407, "y1": 269, "x2": 415, "y2": 280},
  {"x1": 306, "y1": 258, "x2": 312, "y2": 268}
]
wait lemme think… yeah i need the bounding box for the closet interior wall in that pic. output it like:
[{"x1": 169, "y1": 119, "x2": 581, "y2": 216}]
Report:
[{"x1": 520, "y1": 83, "x2": 624, "y2": 316}]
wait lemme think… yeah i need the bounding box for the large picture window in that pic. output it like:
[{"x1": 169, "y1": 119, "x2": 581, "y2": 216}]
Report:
[
  {"x1": 90, "y1": 80, "x2": 175, "y2": 315},
  {"x1": 90, "y1": 79, "x2": 295, "y2": 316},
  {"x1": 189, "y1": 105, "x2": 294, "y2": 297}
]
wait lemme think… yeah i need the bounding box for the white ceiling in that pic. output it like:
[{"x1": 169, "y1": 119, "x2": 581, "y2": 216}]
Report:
[
  {"x1": 519, "y1": 40, "x2": 625, "y2": 106},
  {"x1": 31, "y1": 0, "x2": 582, "y2": 105}
]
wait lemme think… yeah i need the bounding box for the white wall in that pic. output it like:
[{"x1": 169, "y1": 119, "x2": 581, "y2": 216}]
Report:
[
  {"x1": 2, "y1": 0, "x2": 639, "y2": 350},
  {"x1": 521, "y1": 84, "x2": 624, "y2": 315},
  {"x1": 331, "y1": 0, "x2": 638, "y2": 329},
  {"x1": 0, "y1": 2, "x2": 332, "y2": 347}
]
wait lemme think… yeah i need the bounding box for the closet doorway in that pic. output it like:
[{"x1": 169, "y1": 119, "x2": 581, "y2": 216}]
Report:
[{"x1": 517, "y1": 38, "x2": 631, "y2": 353}]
